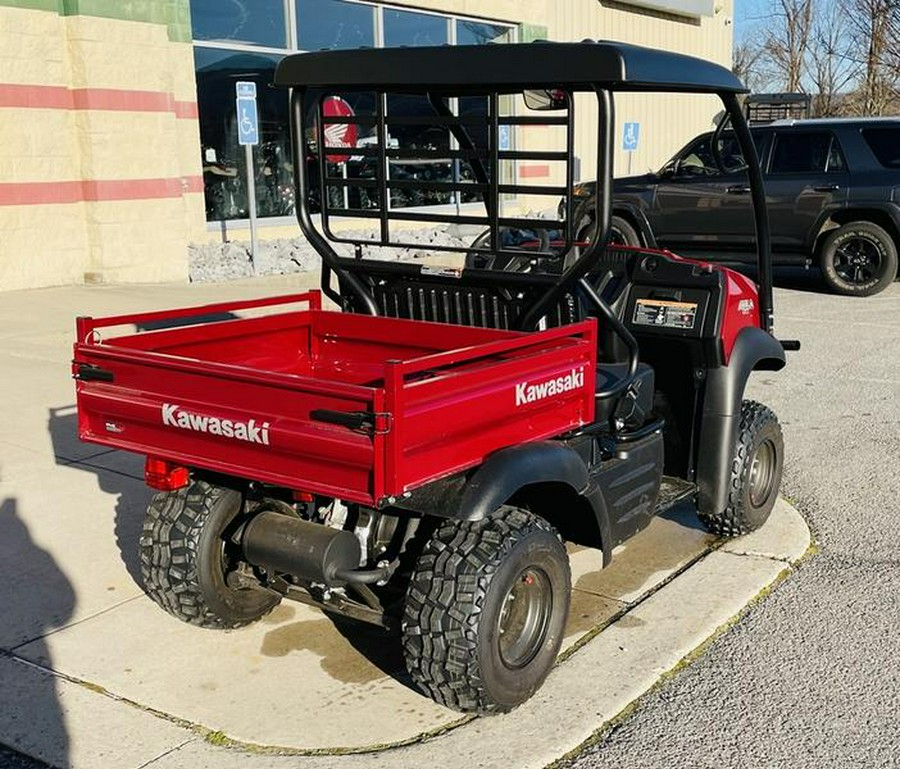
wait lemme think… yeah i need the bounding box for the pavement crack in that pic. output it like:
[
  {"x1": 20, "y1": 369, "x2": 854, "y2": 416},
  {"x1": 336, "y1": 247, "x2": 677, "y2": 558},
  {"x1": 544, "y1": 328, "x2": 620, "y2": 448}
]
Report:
[
  {"x1": 10, "y1": 594, "x2": 143, "y2": 652},
  {"x1": 135, "y1": 738, "x2": 200, "y2": 768}
]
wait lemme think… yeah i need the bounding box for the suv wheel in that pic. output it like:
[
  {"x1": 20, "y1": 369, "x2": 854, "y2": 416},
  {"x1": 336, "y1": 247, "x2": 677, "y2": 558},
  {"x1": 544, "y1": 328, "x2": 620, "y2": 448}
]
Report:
[
  {"x1": 819, "y1": 221, "x2": 898, "y2": 297},
  {"x1": 571, "y1": 204, "x2": 641, "y2": 248}
]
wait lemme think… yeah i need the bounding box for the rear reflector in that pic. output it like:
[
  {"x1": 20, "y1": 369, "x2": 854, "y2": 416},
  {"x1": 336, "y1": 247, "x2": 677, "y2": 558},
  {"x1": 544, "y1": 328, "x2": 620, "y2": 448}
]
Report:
[{"x1": 144, "y1": 457, "x2": 190, "y2": 491}]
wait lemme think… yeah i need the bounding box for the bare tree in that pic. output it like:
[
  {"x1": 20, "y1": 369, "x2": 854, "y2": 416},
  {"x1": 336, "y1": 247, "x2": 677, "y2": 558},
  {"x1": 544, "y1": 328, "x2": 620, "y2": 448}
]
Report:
[
  {"x1": 733, "y1": 40, "x2": 767, "y2": 92},
  {"x1": 807, "y1": 1, "x2": 858, "y2": 115},
  {"x1": 842, "y1": 0, "x2": 899, "y2": 115},
  {"x1": 762, "y1": 0, "x2": 815, "y2": 92}
]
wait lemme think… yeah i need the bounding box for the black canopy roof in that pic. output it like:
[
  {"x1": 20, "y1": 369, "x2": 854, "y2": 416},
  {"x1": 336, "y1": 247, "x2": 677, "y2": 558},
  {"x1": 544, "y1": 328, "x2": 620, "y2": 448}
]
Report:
[{"x1": 274, "y1": 40, "x2": 746, "y2": 95}]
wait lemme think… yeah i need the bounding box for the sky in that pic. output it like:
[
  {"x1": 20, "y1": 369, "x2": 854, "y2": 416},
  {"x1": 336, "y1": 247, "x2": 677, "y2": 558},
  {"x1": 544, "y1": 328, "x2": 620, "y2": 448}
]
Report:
[{"x1": 733, "y1": 0, "x2": 771, "y2": 42}]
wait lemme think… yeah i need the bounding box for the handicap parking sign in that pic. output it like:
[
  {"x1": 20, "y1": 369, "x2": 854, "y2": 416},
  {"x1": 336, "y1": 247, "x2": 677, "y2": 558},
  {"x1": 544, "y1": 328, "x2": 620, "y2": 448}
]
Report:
[
  {"x1": 236, "y1": 81, "x2": 259, "y2": 146},
  {"x1": 623, "y1": 122, "x2": 640, "y2": 152}
]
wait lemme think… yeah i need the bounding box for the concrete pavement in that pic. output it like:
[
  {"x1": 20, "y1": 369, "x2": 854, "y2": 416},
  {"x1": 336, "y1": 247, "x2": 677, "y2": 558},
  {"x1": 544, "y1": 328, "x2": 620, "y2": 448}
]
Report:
[{"x1": 0, "y1": 275, "x2": 811, "y2": 768}]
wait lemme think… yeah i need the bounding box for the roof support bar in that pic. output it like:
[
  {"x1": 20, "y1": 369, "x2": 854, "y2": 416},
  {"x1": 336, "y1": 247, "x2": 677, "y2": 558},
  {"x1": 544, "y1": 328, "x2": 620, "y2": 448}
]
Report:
[
  {"x1": 519, "y1": 87, "x2": 613, "y2": 331},
  {"x1": 723, "y1": 91, "x2": 774, "y2": 333},
  {"x1": 290, "y1": 89, "x2": 379, "y2": 315}
]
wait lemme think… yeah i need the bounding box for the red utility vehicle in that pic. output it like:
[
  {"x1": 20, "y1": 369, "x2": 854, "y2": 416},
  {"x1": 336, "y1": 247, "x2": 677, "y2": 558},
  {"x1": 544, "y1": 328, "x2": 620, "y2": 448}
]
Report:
[{"x1": 73, "y1": 42, "x2": 793, "y2": 714}]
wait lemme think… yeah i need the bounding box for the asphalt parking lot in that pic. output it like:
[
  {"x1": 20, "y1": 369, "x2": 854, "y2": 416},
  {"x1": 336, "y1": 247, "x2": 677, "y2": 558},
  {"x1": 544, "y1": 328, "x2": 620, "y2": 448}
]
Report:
[
  {"x1": 567, "y1": 269, "x2": 900, "y2": 769},
  {"x1": 0, "y1": 267, "x2": 895, "y2": 768}
]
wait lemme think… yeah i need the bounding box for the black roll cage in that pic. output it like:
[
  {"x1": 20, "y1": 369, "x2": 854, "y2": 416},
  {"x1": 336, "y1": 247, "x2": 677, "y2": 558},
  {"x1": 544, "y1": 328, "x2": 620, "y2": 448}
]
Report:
[{"x1": 276, "y1": 41, "x2": 774, "y2": 335}]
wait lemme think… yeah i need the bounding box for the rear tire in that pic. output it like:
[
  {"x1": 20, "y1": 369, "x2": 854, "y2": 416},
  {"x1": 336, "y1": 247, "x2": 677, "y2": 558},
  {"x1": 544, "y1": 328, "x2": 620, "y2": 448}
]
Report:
[
  {"x1": 698, "y1": 401, "x2": 784, "y2": 537},
  {"x1": 402, "y1": 507, "x2": 570, "y2": 714},
  {"x1": 819, "y1": 221, "x2": 897, "y2": 297},
  {"x1": 139, "y1": 480, "x2": 280, "y2": 628}
]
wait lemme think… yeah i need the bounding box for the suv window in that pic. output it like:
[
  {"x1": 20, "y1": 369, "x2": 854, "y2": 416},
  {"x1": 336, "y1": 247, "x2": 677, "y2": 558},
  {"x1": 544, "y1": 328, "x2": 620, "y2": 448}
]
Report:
[
  {"x1": 672, "y1": 132, "x2": 760, "y2": 176},
  {"x1": 770, "y1": 131, "x2": 843, "y2": 174},
  {"x1": 861, "y1": 127, "x2": 900, "y2": 168}
]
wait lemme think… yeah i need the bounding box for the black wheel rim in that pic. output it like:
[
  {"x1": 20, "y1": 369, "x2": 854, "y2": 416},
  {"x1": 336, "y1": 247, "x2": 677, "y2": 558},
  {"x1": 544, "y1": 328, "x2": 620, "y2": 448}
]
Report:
[
  {"x1": 608, "y1": 227, "x2": 627, "y2": 246},
  {"x1": 497, "y1": 567, "x2": 553, "y2": 669},
  {"x1": 834, "y1": 236, "x2": 882, "y2": 285},
  {"x1": 749, "y1": 439, "x2": 777, "y2": 509}
]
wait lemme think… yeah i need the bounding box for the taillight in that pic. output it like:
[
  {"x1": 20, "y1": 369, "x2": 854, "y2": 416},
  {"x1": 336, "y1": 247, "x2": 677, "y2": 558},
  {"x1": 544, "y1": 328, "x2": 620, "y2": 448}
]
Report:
[{"x1": 144, "y1": 457, "x2": 190, "y2": 491}]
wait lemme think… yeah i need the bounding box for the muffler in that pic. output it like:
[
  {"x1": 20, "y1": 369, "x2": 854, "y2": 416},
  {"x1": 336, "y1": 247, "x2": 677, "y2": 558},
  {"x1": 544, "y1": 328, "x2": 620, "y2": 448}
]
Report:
[{"x1": 241, "y1": 511, "x2": 361, "y2": 587}]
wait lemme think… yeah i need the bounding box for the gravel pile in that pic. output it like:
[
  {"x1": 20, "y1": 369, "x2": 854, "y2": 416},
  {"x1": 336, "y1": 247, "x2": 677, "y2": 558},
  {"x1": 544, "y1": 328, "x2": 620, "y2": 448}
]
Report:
[{"x1": 188, "y1": 226, "x2": 473, "y2": 283}]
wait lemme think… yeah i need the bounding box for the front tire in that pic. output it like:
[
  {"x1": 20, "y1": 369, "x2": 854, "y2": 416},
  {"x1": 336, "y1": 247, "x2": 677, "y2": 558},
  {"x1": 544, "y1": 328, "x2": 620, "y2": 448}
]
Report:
[
  {"x1": 819, "y1": 221, "x2": 897, "y2": 297},
  {"x1": 139, "y1": 479, "x2": 280, "y2": 628},
  {"x1": 402, "y1": 507, "x2": 571, "y2": 714},
  {"x1": 698, "y1": 401, "x2": 784, "y2": 537},
  {"x1": 571, "y1": 201, "x2": 642, "y2": 249}
]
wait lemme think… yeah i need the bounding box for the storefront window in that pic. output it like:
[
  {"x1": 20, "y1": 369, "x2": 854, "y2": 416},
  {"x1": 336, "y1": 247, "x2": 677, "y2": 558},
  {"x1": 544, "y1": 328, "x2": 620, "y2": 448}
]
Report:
[
  {"x1": 194, "y1": 49, "x2": 292, "y2": 221},
  {"x1": 296, "y1": 0, "x2": 375, "y2": 51},
  {"x1": 192, "y1": 4, "x2": 512, "y2": 222},
  {"x1": 456, "y1": 20, "x2": 515, "y2": 46},
  {"x1": 189, "y1": 0, "x2": 287, "y2": 48},
  {"x1": 383, "y1": 8, "x2": 448, "y2": 47}
]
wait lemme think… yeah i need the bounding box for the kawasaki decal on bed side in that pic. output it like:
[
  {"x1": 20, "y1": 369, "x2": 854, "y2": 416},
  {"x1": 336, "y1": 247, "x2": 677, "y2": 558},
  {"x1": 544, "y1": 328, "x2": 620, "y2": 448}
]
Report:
[
  {"x1": 161, "y1": 403, "x2": 270, "y2": 445},
  {"x1": 515, "y1": 367, "x2": 585, "y2": 407}
]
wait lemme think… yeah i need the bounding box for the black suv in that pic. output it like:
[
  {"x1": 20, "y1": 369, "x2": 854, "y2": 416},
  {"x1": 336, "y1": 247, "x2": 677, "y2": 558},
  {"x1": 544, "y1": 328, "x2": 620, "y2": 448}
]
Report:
[{"x1": 570, "y1": 118, "x2": 900, "y2": 296}]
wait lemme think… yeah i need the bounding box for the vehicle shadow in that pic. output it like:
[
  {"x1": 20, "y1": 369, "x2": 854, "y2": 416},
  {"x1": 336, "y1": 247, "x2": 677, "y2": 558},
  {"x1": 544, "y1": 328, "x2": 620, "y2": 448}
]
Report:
[
  {"x1": 0, "y1": 496, "x2": 75, "y2": 769},
  {"x1": 47, "y1": 406, "x2": 150, "y2": 588}
]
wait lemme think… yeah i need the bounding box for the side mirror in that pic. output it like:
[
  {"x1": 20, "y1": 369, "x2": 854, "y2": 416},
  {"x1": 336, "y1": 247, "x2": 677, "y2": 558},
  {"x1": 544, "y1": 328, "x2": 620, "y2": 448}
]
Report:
[{"x1": 523, "y1": 89, "x2": 568, "y2": 111}]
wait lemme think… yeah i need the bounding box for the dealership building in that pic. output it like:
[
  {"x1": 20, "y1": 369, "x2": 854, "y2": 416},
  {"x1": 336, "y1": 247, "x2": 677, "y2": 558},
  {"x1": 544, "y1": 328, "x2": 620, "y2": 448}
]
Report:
[{"x1": 0, "y1": 0, "x2": 734, "y2": 291}]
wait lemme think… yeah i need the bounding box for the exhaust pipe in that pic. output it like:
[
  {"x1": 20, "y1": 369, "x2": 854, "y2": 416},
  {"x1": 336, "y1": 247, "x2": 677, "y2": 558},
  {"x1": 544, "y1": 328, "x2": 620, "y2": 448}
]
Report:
[{"x1": 242, "y1": 512, "x2": 361, "y2": 587}]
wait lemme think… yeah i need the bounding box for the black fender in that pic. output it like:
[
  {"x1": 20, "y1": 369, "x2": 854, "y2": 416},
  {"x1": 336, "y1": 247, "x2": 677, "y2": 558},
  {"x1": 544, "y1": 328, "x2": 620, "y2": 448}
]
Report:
[
  {"x1": 612, "y1": 201, "x2": 658, "y2": 249},
  {"x1": 458, "y1": 441, "x2": 613, "y2": 562},
  {"x1": 696, "y1": 326, "x2": 785, "y2": 518}
]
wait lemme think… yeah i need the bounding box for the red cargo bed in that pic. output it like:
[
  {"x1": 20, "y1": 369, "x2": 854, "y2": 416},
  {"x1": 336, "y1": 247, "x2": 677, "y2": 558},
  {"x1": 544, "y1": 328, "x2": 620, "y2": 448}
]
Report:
[{"x1": 74, "y1": 291, "x2": 596, "y2": 506}]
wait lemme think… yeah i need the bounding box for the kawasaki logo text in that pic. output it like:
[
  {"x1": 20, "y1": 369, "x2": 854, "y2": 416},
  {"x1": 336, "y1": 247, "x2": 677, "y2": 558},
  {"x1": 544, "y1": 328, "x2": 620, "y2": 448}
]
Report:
[
  {"x1": 515, "y1": 367, "x2": 585, "y2": 407},
  {"x1": 161, "y1": 403, "x2": 270, "y2": 445}
]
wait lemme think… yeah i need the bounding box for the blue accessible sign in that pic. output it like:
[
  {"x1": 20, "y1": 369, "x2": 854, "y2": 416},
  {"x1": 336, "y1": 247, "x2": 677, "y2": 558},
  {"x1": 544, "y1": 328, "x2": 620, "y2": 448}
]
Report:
[
  {"x1": 236, "y1": 81, "x2": 259, "y2": 146},
  {"x1": 623, "y1": 121, "x2": 640, "y2": 152}
]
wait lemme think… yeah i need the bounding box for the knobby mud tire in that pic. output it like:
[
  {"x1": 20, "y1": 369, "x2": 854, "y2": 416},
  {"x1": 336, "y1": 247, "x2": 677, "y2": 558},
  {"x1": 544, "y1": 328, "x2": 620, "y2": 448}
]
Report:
[
  {"x1": 698, "y1": 400, "x2": 784, "y2": 537},
  {"x1": 139, "y1": 480, "x2": 280, "y2": 629},
  {"x1": 402, "y1": 506, "x2": 570, "y2": 714}
]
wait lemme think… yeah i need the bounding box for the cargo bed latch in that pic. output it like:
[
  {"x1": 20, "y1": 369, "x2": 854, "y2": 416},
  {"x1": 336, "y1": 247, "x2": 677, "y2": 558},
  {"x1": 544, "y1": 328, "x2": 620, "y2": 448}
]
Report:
[
  {"x1": 74, "y1": 363, "x2": 115, "y2": 382},
  {"x1": 310, "y1": 409, "x2": 392, "y2": 435}
]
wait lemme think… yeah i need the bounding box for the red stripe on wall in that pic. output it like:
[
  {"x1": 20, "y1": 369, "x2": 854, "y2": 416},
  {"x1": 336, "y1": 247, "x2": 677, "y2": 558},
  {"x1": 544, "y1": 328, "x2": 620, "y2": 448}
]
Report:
[
  {"x1": 72, "y1": 88, "x2": 173, "y2": 112},
  {"x1": 183, "y1": 176, "x2": 204, "y2": 193},
  {"x1": 0, "y1": 177, "x2": 204, "y2": 206},
  {"x1": 0, "y1": 84, "x2": 197, "y2": 119},
  {"x1": 0, "y1": 83, "x2": 73, "y2": 109},
  {"x1": 0, "y1": 181, "x2": 84, "y2": 206},
  {"x1": 519, "y1": 165, "x2": 551, "y2": 178},
  {"x1": 174, "y1": 100, "x2": 199, "y2": 119}
]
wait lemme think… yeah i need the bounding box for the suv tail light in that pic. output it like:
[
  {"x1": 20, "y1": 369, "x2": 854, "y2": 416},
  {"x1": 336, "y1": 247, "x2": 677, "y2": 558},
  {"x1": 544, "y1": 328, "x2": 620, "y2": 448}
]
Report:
[{"x1": 145, "y1": 457, "x2": 190, "y2": 491}]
